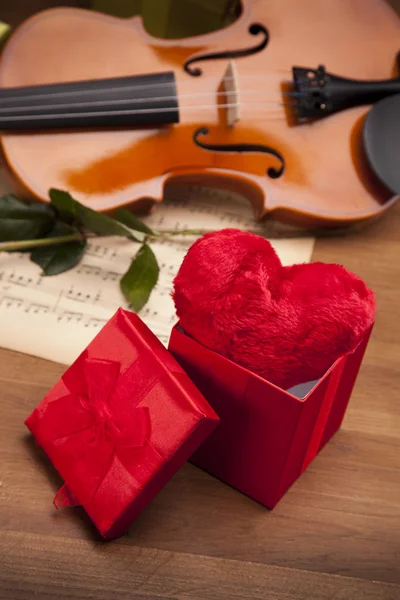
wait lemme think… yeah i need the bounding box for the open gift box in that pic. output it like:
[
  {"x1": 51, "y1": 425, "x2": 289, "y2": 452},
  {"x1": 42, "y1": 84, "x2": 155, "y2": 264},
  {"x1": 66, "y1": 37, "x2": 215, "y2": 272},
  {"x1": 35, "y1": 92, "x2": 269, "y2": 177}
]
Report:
[
  {"x1": 168, "y1": 321, "x2": 373, "y2": 508},
  {"x1": 25, "y1": 309, "x2": 219, "y2": 539}
]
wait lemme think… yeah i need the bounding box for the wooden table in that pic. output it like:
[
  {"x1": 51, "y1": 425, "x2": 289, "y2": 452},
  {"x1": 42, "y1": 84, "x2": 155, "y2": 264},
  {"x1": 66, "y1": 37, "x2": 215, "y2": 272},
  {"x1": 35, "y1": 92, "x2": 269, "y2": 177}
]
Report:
[
  {"x1": 1, "y1": 2, "x2": 400, "y2": 598},
  {"x1": 1, "y1": 204, "x2": 399, "y2": 599}
]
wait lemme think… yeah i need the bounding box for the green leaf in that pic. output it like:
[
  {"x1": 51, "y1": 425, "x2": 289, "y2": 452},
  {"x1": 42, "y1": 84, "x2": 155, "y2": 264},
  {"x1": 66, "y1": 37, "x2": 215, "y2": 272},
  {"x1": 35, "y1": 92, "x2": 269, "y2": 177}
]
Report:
[
  {"x1": 113, "y1": 207, "x2": 157, "y2": 236},
  {"x1": 0, "y1": 194, "x2": 25, "y2": 210},
  {"x1": 49, "y1": 189, "x2": 145, "y2": 242},
  {"x1": 30, "y1": 222, "x2": 87, "y2": 276},
  {"x1": 0, "y1": 194, "x2": 55, "y2": 242},
  {"x1": 120, "y1": 243, "x2": 159, "y2": 312}
]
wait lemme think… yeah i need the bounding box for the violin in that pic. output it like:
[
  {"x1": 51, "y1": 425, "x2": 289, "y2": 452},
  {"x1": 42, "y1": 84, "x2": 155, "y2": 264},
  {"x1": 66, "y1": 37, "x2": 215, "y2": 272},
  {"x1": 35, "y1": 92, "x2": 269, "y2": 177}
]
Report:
[{"x1": 0, "y1": 0, "x2": 399, "y2": 227}]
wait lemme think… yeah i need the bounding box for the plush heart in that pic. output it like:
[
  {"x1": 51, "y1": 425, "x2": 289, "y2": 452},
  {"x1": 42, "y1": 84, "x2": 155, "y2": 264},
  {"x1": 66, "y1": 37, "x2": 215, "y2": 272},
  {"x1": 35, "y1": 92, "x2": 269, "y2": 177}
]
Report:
[{"x1": 172, "y1": 229, "x2": 375, "y2": 390}]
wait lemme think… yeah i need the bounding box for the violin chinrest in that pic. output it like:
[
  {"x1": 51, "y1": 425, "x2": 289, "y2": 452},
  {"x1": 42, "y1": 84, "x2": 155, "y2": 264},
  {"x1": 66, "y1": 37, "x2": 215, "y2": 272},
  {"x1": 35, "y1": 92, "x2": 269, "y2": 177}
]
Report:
[{"x1": 363, "y1": 93, "x2": 400, "y2": 196}]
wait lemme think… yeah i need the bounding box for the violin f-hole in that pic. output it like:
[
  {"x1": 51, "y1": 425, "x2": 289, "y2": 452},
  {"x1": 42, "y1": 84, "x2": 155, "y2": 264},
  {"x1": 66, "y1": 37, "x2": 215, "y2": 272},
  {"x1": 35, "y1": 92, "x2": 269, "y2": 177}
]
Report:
[
  {"x1": 192, "y1": 126, "x2": 285, "y2": 179},
  {"x1": 184, "y1": 24, "x2": 269, "y2": 77}
]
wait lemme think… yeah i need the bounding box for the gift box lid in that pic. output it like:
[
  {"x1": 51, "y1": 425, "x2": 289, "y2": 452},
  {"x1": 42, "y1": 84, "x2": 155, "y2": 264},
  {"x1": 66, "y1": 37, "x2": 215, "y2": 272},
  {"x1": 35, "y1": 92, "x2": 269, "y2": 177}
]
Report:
[{"x1": 25, "y1": 308, "x2": 219, "y2": 539}]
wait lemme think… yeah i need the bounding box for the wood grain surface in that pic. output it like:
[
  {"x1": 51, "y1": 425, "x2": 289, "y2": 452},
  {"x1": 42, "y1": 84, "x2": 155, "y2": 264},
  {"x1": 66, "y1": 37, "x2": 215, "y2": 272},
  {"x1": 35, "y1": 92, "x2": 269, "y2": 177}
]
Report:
[{"x1": 1, "y1": 1, "x2": 400, "y2": 599}]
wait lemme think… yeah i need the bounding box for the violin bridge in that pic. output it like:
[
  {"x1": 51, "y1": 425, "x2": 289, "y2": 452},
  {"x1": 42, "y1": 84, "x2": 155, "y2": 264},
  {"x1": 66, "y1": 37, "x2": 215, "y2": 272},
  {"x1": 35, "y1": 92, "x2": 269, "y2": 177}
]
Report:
[{"x1": 221, "y1": 60, "x2": 240, "y2": 127}]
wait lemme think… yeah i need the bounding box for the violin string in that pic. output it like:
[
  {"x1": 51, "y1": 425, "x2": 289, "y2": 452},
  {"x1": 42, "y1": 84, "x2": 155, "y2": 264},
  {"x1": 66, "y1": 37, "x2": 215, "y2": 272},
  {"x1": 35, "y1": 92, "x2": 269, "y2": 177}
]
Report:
[
  {"x1": 0, "y1": 74, "x2": 293, "y2": 104},
  {"x1": 0, "y1": 102, "x2": 292, "y2": 122},
  {"x1": 0, "y1": 91, "x2": 296, "y2": 115}
]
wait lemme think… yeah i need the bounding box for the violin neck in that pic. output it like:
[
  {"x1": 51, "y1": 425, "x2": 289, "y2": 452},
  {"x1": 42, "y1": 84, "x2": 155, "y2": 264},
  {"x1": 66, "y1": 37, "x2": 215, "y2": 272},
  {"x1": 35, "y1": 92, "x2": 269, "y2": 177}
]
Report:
[{"x1": 0, "y1": 72, "x2": 179, "y2": 130}]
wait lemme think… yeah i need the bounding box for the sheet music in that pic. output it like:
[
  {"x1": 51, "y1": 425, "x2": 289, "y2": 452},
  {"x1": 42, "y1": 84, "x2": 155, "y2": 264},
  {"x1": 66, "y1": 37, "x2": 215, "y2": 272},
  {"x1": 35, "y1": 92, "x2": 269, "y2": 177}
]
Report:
[{"x1": 0, "y1": 173, "x2": 315, "y2": 365}]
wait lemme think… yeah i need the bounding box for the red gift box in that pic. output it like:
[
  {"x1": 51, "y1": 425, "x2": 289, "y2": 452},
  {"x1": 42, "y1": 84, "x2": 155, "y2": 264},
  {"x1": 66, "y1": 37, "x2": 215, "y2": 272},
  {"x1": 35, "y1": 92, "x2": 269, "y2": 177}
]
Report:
[
  {"x1": 168, "y1": 322, "x2": 373, "y2": 508},
  {"x1": 25, "y1": 309, "x2": 219, "y2": 539}
]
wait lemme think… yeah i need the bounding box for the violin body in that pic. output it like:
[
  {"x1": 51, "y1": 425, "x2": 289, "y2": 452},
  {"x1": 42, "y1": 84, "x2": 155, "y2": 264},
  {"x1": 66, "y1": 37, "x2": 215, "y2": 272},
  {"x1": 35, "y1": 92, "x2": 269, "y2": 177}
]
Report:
[{"x1": 0, "y1": 0, "x2": 399, "y2": 226}]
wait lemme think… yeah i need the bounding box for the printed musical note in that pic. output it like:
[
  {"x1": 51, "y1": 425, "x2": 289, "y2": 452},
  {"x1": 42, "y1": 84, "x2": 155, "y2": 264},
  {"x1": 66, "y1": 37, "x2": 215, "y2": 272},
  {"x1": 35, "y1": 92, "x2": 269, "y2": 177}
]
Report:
[
  {"x1": 86, "y1": 243, "x2": 118, "y2": 260},
  {"x1": 76, "y1": 264, "x2": 101, "y2": 277},
  {"x1": 6, "y1": 271, "x2": 41, "y2": 287},
  {"x1": 25, "y1": 302, "x2": 50, "y2": 315},
  {"x1": 102, "y1": 271, "x2": 119, "y2": 282},
  {"x1": 0, "y1": 172, "x2": 315, "y2": 365},
  {"x1": 85, "y1": 317, "x2": 108, "y2": 329},
  {"x1": 66, "y1": 285, "x2": 100, "y2": 305},
  {"x1": 0, "y1": 295, "x2": 24, "y2": 309},
  {"x1": 57, "y1": 310, "x2": 84, "y2": 324},
  {"x1": 76, "y1": 263, "x2": 121, "y2": 283}
]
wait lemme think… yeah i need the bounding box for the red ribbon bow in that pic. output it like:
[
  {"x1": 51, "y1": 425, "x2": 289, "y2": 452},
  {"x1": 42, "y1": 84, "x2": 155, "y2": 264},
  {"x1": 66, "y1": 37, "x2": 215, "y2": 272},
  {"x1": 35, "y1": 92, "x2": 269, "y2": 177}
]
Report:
[{"x1": 35, "y1": 351, "x2": 153, "y2": 508}]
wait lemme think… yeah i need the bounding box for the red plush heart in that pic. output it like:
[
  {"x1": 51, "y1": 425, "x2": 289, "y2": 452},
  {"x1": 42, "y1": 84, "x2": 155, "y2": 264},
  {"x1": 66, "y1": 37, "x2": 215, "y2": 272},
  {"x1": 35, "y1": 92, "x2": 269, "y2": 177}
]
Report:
[{"x1": 172, "y1": 229, "x2": 375, "y2": 390}]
